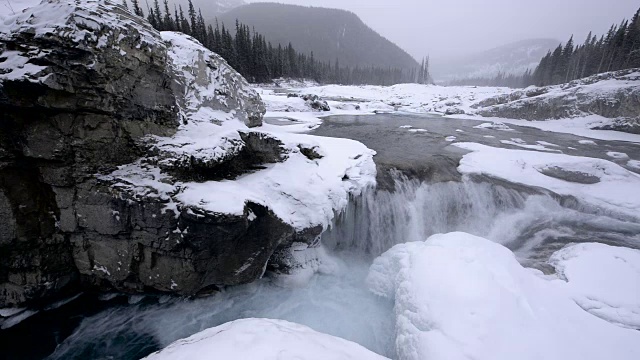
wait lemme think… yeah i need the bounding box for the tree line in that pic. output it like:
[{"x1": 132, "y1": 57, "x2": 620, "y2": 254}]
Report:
[
  {"x1": 447, "y1": 7, "x2": 640, "y2": 88},
  {"x1": 531, "y1": 7, "x2": 640, "y2": 86},
  {"x1": 122, "y1": 0, "x2": 428, "y2": 85}
]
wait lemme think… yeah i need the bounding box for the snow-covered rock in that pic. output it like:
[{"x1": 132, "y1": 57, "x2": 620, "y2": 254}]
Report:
[
  {"x1": 0, "y1": 0, "x2": 374, "y2": 309},
  {"x1": 454, "y1": 142, "x2": 640, "y2": 220},
  {"x1": 163, "y1": 31, "x2": 264, "y2": 127},
  {"x1": 549, "y1": 242, "x2": 640, "y2": 330},
  {"x1": 474, "y1": 69, "x2": 640, "y2": 134},
  {"x1": 143, "y1": 318, "x2": 389, "y2": 360},
  {"x1": 367, "y1": 232, "x2": 640, "y2": 360}
]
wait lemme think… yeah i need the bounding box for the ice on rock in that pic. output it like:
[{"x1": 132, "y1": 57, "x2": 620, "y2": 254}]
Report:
[
  {"x1": 473, "y1": 121, "x2": 513, "y2": 131},
  {"x1": 366, "y1": 232, "x2": 640, "y2": 360},
  {"x1": 606, "y1": 151, "x2": 630, "y2": 159},
  {"x1": 143, "y1": 318, "x2": 389, "y2": 360}
]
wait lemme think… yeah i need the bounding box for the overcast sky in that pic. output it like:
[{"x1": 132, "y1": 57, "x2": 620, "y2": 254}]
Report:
[{"x1": 249, "y1": 0, "x2": 639, "y2": 61}]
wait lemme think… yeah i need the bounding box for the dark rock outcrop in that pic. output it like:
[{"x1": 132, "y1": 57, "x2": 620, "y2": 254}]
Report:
[{"x1": 0, "y1": 0, "x2": 295, "y2": 309}]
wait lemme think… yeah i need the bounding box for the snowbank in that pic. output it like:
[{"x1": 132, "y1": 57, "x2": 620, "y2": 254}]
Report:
[
  {"x1": 142, "y1": 318, "x2": 389, "y2": 360},
  {"x1": 549, "y1": 243, "x2": 640, "y2": 329},
  {"x1": 454, "y1": 142, "x2": 640, "y2": 220},
  {"x1": 367, "y1": 232, "x2": 640, "y2": 360}
]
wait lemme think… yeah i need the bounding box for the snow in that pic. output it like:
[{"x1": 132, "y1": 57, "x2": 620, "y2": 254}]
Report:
[
  {"x1": 0, "y1": 0, "x2": 42, "y2": 18},
  {"x1": 454, "y1": 142, "x2": 640, "y2": 220},
  {"x1": 482, "y1": 115, "x2": 640, "y2": 143},
  {"x1": 500, "y1": 139, "x2": 561, "y2": 152},
  {"x1": 549, "y1": 243, "x2": 640, "y2": 330},
  {"x1": 258, "y1": 72, "x2": 640, "y2": 143},
  {"x1": 1, "y1": 0, "x2": 162, "y2": 83},
  {"x1": 473, "y1": 121, "x2": 514, "y2": 131},
  {"x1": 366, "y1": 232, "x2": 640, "y2": 360},
  {"x1": 142, "y1": 318, "x2": 389, "y2": 360},
  {"x1": 175, "y1": 131, "x2": 376, "y2": 230},
  {"x1": 579, "y1": 140, "x2": 598, "y2": 145},
  {"x1": 607, "y1": 151, "x2": 630, "y2": 159}
]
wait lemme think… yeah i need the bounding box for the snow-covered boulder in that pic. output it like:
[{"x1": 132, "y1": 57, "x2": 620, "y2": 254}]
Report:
[
  {"x1": 367, "y1": 232, "x2": 640, "y2": 360},
  {"x1": 143, "y1": 318, "x2": 389, "y2": 360}
]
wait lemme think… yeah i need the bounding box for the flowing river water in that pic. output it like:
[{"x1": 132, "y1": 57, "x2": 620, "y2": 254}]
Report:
[{"x1": 2, "y1": 114, "x2": 640, "y2": 359}]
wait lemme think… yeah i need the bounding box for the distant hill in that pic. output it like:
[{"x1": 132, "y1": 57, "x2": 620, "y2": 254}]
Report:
[
  {"x1": 218, "y1": 2, "x2": 418, "y2": 70},
  {"x1": 432, "y1": 39, "x2": 560, "y2": 82}
]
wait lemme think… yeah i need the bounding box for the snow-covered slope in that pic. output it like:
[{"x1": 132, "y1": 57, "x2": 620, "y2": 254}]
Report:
[
  {"x1": 367, "y1": 232, "x2": 640, "y2": 360},
  {"x1": 143, "y1": 318, "x2": 388, "y2": 360}
]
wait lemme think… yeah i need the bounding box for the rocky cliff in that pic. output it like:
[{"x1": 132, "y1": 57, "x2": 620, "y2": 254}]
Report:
[
  {"x1": 473, "y1": 69, "x2": 640, "y2": 134},
  {"x1": 0, "y1": 0, "x2": 375, "y2": 313}
]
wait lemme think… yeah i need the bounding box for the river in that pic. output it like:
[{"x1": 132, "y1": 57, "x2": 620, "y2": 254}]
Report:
[{"x1": 3, "y1": 113, "x2": 639, "y2": 360}]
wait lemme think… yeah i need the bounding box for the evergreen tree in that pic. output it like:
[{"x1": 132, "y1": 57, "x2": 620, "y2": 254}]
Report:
[
  {"x1": 131, "y1": 0, "x2": 143, "y2": 17},
  {"x1": 163, "y1": 0, "x2": 174, "y2": 31},
  {"x1": 187, "y1": 0, "x2": 197, "y2": 36}
]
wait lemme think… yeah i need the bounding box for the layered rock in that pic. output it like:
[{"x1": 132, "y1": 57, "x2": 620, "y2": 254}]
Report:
[{"x1": 473, "y1": 69, "x2": 640, "y2": 133}]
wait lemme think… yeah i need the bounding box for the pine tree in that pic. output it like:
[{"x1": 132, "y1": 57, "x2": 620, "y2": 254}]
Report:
[
  {"x1": 187, "y1": 0, "x2": 197, "y2": 36},
  {"x1": 131, "y1": 0, "x2": 143, "y2": 17},
  {"x1": 152, "y1": 0, "x2": 163, "y2": 30}
]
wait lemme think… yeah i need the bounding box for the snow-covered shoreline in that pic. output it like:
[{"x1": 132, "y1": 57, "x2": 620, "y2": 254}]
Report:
[{"x1": 258, "y1": 69, "x2": 640, "y2": 143}]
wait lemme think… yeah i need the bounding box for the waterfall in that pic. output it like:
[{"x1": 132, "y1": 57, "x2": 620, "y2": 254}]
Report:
[{"x1": 322, "y1": 170, "x2": 640, "y2": 263}]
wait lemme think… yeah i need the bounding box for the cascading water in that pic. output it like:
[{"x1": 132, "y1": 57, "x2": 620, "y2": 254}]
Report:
[
  {"x1": 12, "y1": 169, "x2": 640, "y2": 360},
  {"x1": 322, "y1": 170, "x2": 640, "y2": 267}
]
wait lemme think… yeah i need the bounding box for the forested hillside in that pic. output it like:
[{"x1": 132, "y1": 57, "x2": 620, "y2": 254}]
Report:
[
  {"x1": 128, "y1": 0, "x2": 423, "y2": 85},
  {"x1": 531, "y1": 7, "x2": 640, "y2": 86},
  {"x1": 219, "y1": 3, "x2": 419, "y2": 70}
]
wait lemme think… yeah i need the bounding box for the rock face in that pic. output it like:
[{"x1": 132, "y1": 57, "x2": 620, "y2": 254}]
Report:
[
  {"x1": 473, "y1": 69, "x2": 640, "y2": 134},
  {"x1": 0, "y1": 0, "x2": 281, "y2": 308}
]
